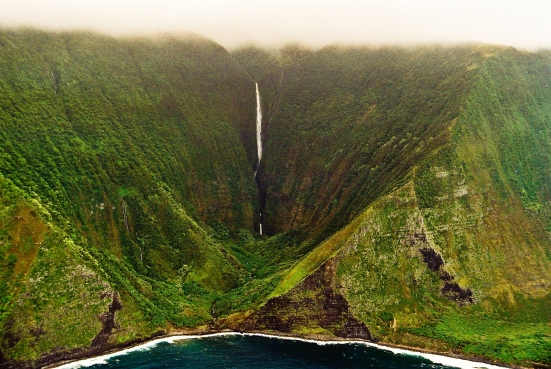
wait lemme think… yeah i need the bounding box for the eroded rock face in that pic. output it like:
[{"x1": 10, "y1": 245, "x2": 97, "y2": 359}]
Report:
[
  {"x1": 91, "y1": 292, "x2": 123, "y2": 348},
  {"x1": 417, "y1": 247, "x2": 473, "y2": 305},
  {"x1": 419, "y1": 247, "x2": 444, "y2": 272},
  {"x1": 0, "y1": 293, "x2": 125, "y2": 369},
  {"x1": 442, "y1": 280, "x2": 473, "y2": 305},
  {"x1": 238, "y1": 260, "x2": 373, "y2": 340}
]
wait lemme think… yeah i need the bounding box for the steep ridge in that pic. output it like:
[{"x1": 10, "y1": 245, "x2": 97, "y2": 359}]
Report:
[
  {"x1": 0, "y1": 30, "x2": 261, "y2": 366},
  {"x1": 256, "y1": 45, "x2": 491, "y2": 245},
  {"x1": 241, "y1": 47, "x2": 551, "y2": 367},
  {"x1": 1, "y1": 31, "x2": 551, "y2": 368}
]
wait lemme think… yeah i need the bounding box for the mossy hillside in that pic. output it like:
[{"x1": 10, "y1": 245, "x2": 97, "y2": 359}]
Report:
[
  {"x1": 335, "y1": 49, "x2": 551, "y2": 365},
  {"x1": 265, "y1": 182, "x2": 443, "y2": 334},
  {"x1": 253, "y1": 48, "x2": 551, "y2": 367},
  {"x1": 0, "y1": 29, "x2": 262, "y2": 363},
  {"x1": 258, "y1": 45, "x2": 496, "y2": 245},
  {"x1": 0, "y1": 170, "x2": 245, "y2": 363},
  {"x1": 264, "y1": 173, "x2": 551, "y2": 366},
  {"x1": 0, "y1": 29, "x2": 257, "y2": 237},
  {"x1": 415, "y1": 48, "x2": 551, "y2": 302},
  {"x1": 0, "y1": 174, "x2": 121, "y2": 362},
  {"x1": 0, "y1": 29, "x2": 263, "y2": 280},
  {"x1": 2, "y1": 31, "x2": 551, "y2": 367}
]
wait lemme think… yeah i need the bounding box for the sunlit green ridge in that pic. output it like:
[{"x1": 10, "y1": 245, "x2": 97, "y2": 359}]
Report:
[{"x1": 0, "y1": 30, "x2": 550, "y2": 368}]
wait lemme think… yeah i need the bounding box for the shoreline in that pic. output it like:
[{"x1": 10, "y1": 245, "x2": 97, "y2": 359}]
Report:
[{"x1": 48, "y1": 330, "x2": 515, "y2": 369}]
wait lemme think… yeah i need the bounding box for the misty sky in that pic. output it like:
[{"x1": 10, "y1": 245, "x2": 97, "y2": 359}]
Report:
[{"x1": 1, "y1": 0, "x2": 550, "y2": 50}]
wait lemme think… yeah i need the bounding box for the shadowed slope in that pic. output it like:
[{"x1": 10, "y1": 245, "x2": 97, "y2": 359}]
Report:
[
  {"x1": 0, "y1": 29, "x2": 259, "y2": 365},
  {"x1": 257, "y1": 45, "x2": 495, "y2": 246}
]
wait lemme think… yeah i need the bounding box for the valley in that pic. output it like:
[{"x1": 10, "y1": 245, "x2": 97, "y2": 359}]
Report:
[{"x1": 0, "y1": 30, "x2": 550, "y2": 368}]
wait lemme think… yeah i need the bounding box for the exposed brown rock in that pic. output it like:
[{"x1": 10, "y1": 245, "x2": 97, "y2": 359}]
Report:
[
  {"x1": 417, "y1": 246, "x2": 474, "y2": 305},
  {"x1": 442, "y1": 282, "x2": 474, "y2": 305},
  {"x1": 237, "y1": 259, "x2": 373, "y2": 341},
  {"x1": 91, "y1": 292, "x2": 123, "y2": 348},
  {"x1": 418, "y1": 247, "x2": 444, "y2": 272}
]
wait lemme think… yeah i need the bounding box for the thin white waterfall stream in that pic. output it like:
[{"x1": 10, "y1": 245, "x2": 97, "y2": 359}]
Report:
[
  {"x1": 255, "y1": 82, "x2": 263, "y2": 165},
  {"x1": 255, "y1": 82, "x2": 263, "y2": 235}
]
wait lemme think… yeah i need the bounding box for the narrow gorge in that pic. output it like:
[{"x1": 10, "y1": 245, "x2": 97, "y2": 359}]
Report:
[{"x1": 0, "y1": 30, "x2": 550, "y2": 368}]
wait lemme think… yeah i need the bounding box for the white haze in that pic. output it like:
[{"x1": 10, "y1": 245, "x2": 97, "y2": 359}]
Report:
[{"x1": 0, "y1": 0, "x2": 550, "y2": 49}]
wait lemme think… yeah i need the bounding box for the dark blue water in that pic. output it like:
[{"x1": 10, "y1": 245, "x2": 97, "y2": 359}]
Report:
[{"x1": 79, "y1": 335, "x2": 459, "y2": 369}]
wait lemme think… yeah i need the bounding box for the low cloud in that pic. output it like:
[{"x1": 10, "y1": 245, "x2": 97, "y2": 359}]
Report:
[{"x1": 0, "y1": 0, "x2": 550, "y2": 49}]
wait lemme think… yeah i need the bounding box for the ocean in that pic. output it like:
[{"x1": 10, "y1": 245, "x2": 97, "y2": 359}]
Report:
[{"x1": 57, "y1": 333, "x2": 505, "y2": 369}]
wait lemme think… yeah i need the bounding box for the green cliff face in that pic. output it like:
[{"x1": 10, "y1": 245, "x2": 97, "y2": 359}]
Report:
[
  {"x1": 257, "y1": 46, "x2": 490, "y2": 240},
  {"x1": 249, "y1": 46, "x2": 551, "y2": 366},
  {"x1": 0, "y1": 30, "x2": 550, "y2": 368},
  {"x1": 0, "y1": 29, "x2": 259, "y2": 365}
]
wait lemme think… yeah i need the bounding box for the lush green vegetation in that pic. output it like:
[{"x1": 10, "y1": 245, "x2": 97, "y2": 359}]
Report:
[
  {"x1": 407, "y1": 307, "x2": 551, "y2": 365},
  {"x1": 0, "y1": 29, "x2": 550, "y2": 368},
  {"x1": 261, "y1": 46, "x2": 551, "y2": 368},
  {"x1": 258, "y1": 45, "x2": 489, "y2": 244},
  {"x1": 0, "y1": 29, "x2": 262, "y2": 363}
]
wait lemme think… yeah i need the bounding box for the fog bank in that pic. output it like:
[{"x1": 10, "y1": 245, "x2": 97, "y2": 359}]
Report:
[{"x1": 1, "y1": 0, "x2": 550, "y2": 49}]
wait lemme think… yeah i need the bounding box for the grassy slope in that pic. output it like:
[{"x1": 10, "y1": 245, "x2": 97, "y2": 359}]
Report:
[
  {"x1": 265, "y1": 47, "x2": 551, "y2": 367},
  {"x1": 258, "y1": 45, "x2": 490, "y2": 247},
  {"x1": 0, "y1": 29, "x2": 262, "y2": 363},
  {"x1": 1, "y1": 31, "x2": 551, "y2": 367},
  {"x1": 406, "y1": 48, "x2": 551, "y2": 365},
  {"x1": 250, "y1": 45, "x2": 493, "y2": 287}
]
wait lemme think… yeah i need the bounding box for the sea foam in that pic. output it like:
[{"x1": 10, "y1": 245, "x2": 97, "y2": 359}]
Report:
[{"x1": 55, "y1": 332, "x2": 507, "y2": 369}]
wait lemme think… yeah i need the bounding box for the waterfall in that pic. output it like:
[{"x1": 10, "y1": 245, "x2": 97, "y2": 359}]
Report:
[
  {"x1": 255, "y1": 82, "x2": 263, "y2": 235},
  {"x1": 255, "y1": 82, "x2": 263, "y2": 167}
]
